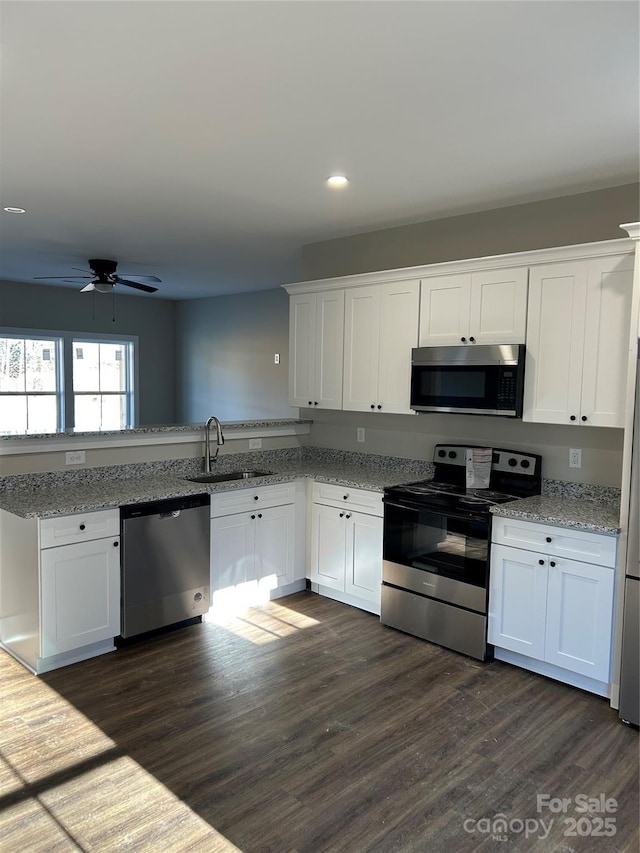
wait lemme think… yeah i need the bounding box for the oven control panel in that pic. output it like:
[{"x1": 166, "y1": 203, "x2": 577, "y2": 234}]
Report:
[{"x1": 433, "y1": 445, "x2": 540, "y2": 477}]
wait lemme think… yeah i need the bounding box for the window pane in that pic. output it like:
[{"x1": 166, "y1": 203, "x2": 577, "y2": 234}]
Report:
[
  {"x1": 0, "y1": 394, "x2": 57, "y2": 435},
  {"x1": 74, "y1": 394, "x2": 101, "y2": 431},
  {"x1": 74, "y1": 394, "x2": 127, "y2": 431},
  {"x1": 101, "y1": 394, "x2": 127, "y2": 429},
  {"x1": 73, "y1": 342, "x2": 99, "y2": 392},
  {"x1": 26, "y1": 395, "x2": 57, "y2": 433},
  {"x1": 99, "y1": 343, "x2": 127, "y2": 392},
  {"x1": 0, "y1": 338, "x2": 26, "y2": 392},
  {"x1": 0, "y1": 396, "x2": 27, "y2": 435},
  {"x1": 25, "y1": 339, "x2": 57, "y2": 392}
]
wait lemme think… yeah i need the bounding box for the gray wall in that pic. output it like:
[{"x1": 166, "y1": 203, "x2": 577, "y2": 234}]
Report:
[
  {"x1": 0, "y1": 280, "x2": 178, "y2": 425},
  {"x1": 176, "y1": 287, "x2": 295, "y2": 422},
  {"x1": 301, "y1": 183, "x2": 640, "y2": 280}
]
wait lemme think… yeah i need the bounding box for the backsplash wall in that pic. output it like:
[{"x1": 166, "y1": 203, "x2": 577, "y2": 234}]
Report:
[{"x1": 305, "y1": 409, "x2": 624, "y2": 488}]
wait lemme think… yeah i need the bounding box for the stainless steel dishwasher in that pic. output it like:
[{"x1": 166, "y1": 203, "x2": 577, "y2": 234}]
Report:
[{"x1": 120, "y1": 494, "x2": 210, "y2": 639}]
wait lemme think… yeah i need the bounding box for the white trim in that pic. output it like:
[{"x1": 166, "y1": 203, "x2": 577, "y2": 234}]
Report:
[
  {"x1": 494, "y1": 648, "x2": 610, "y2": 698},
  {"x1": 283, "y1": 236, "x2": 635, "y2": 294},
  {"x1": 620, "y1": 222, "x2": 640, "y2": 240},
  {"x1": 0, "y1": 422, "x2": 311, "y2": 455}
]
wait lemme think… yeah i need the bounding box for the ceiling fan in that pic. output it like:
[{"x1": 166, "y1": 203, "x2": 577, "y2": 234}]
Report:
[{"x1": 34, "y1": 259, "x2": 161, "y2": 293}]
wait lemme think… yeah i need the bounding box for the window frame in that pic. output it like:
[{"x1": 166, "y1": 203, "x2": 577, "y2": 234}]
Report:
[{"x1": 0, "y1": 327, "x2": 139, "y2": 434}]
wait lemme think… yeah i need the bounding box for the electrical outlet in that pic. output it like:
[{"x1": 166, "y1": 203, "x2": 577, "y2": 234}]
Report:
[
  {"x1": 357, "y1": 427, "x2": 365, "y2": 443},
  {"x1": 569, "y1": 448, "x2": 582, "y2": 469},
  {"x1": 65, "y1": 450, "x2": 85, "y2": 465},
  {"x1": 249, "y1": 438, "x2": 262, "y2": 450},
  {"x1": 274, "y1": 353, "x2": 280, "y2": 364}
]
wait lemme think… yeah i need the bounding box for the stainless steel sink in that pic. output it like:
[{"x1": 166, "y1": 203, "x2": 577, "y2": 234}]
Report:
[{"x1": 186, "y1": 470, "x2": 273, "y2": 484}]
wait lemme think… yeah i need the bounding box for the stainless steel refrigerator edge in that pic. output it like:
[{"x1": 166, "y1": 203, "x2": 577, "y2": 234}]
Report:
[{"x1": 619, "y1": 343, "x2": 640, "y2": 726}]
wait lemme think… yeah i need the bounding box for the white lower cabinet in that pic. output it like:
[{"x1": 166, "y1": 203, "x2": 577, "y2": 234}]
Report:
[
  {"x1": 210, "y1": 482, "x2": 304, "y2": 604},
  {"x1": 309, "y1": 482, "x2": 383, "y2": 614},
  {"x1": 489, "y1": 517, "x2": 617, "y2": 694},
  {"x1": 41, "y1": 536, "x2": 121, "y2": 657},
  {"x1": 0, "y1": 507, "x2": 121, "y2": 674}
]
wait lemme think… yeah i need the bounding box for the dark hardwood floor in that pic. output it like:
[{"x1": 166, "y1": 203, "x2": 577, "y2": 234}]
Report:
[{"x1": 1, "y1": 591, "x2": 638, "y2": 852}]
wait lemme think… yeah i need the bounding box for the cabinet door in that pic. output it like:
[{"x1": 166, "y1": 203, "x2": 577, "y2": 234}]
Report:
[
  {"x1": 40, "y1": 537, "x2": 120, "y2": 657},
  {"x1": 343, "y1": 285, "x2": 381, "y2": 412},
  {"x1": 523, "y1": 262, "x2": 588, "y2": 424},
  {"x1": 314, "y1": 290, "x2": 345, "y2": 410},
  {"x1": 469, "y1": 267, "x2": 528, "y2": 344},
  {"x1": 419, "y1": 274, "x2": 471, "y2": 346},
  {"x1": 288, "y1": 293, "x2": 316, "y2": 408},
  {"x1": 488, "y1": 544, "x2": 548, "y2": 660},
  {"x1": 310, "y1": 503, "x2": 347, "y2": 591},
  {"x1": 377, "y1": 280, "x2": 420, "y2": 414},
  {"x1": 211, "y1": 513, "x2": 254, "y2": 591},
  {"x1": 254, "y1": 503, "x2": 295, "y2": 589},
  {"x1": 580, "y1": 254, "x2": 634, "y2": 427},
  {"x1": 545, "y1": 557, "x2": 614, "y2": 681},
  {"x1": 344, "y1": 511, "x2": 383, "y2": 610}
]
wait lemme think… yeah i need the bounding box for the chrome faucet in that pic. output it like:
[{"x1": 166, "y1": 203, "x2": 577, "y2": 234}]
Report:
[{"x1": 204, "y1": 416, "x2": 225, "y2": 472}]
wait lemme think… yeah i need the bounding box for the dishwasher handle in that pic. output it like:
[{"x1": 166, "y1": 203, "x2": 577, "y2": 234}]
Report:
[{"x1": 159, "y1": 510, "x2": 181, "y2": 519}]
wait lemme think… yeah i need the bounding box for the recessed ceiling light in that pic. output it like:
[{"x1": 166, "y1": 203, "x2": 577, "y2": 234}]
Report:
[
  {"x1": 326, "y1": 175, "x2": 349, "y2": 187},
  {"x1": 3, "y1": 206, "x2": 26, "y2": 214}
]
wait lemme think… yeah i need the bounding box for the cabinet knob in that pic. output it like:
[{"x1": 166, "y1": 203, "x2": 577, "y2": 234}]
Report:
[
  {"x1": 550, "y1": 561, "x2": 556, "y2": 568},
  {"x1": 346, "y1": 513, "x2": 352, "y2": 519},
  {"x1": 538, "y1": 559, "x2": 544, "y2": 565},
  {"x1": 370, "y1": 404, "x2": 375, "y2": 409},
  {"x1": 343, "y1": 494, "x2": 348, "y2": 500},
  {"x1": 258, "y1": 513, "x2": 262, "y2": 519},
  {"x1": 314, "y1": 401, "x2": 319, "y2": 406},
  {"x1": 469, "y1": 336, "x2": 475, "y2": 343},
  {"x1": 251, "y1": 514, "x2": 256, "y2": 520},
  {"x1": 460, "y1": 337, "x2": 467, "y2": 343},
  {"x1": 546, "y1": 536, "x2": 552, "y2": 543},
  {"x1": 339, "y1": 512, "x2": 344, "y2": 518},
  {"x1": 254, "y1": 495, "x2": 259, "y2": 501},
  {"x1": 581, "y1": 415, "x2": 587, "y2": 422},
  {"x1": 570, "y1": 415, "x2": 576, "y2": 422},
  {"x1": 377, "y1": 404, "x2": 382, "y2": 410},
  {"x1": 113, "y1": 541, "x2": 119, "y2": 547},
  {"x1": 308, "y1": 401, "x2": 312, "y2": 406},
  {"x1": 79, "y1": 523, "x2": 86, "y2": 530}
]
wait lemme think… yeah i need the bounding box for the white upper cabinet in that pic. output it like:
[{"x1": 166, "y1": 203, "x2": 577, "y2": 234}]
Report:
[
  {"x1": 343, "y1": 279, "x2": 420, "y2": 414},
  {"x1": 419, "y1": 267, "x2": 528, "y2": 346},
  {"x1": 524, "y1": 254, "x2": 634, "y2": 427},
  {"x1": 288, "y1": 290, "x2": 344, "y2": 409}
]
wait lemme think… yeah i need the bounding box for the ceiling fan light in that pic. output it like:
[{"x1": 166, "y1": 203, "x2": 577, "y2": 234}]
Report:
[{"x1": 93, "y1": 281, "x2": 113, "y2": 293}]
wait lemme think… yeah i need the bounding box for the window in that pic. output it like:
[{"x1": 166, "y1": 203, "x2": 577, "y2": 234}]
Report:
[
  {"x1": 0, "y1": 335, "x2": 63, "y2": 435},
  {"x1": 73, "y1": 339, "x2": 134, "y2": 432},
  {"x1": 0, "y1": 329, "x2": 137, "y2": 435}
]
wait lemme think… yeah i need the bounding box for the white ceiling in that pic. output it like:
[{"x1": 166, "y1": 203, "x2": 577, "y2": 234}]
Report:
[{"x1": 1, "y1": 1, "x2": 638, "y2": 300}]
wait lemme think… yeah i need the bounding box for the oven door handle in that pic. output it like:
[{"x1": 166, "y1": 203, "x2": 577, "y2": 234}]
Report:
[{"x1": 383, "y1": 499, "x2": 488, "y2": 524}]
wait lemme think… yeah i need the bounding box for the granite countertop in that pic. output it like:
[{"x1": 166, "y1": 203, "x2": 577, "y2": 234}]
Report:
[
  {"x1": 490, "y1": 494, "x2": 621, "y2": 536},
  {"x1": 0, "y1": 450, "x2": 434, "y2": 519}
]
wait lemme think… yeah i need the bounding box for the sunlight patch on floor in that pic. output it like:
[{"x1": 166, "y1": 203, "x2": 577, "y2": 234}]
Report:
[
  {"x1": 205, "y1": 593, "x2": 321, "y2": 644},
  {"x1": 0, "y1": 652, "x2": 242, "y2": 852}
]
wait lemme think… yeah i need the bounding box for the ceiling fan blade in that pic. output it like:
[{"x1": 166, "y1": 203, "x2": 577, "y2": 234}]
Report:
[
  {"x1": 116, "y1": 278, "x2": 159, "y2": 293},
  {"x1": 72, "y1": 267, "x2": 93, "y2": 273},
  {"x1": 118, "y1": 274, "x2": 162, "y2": 283},
  {"x1": 33, "y1": 275, "x2": 93, "y2": 280},
  {"x1": 80, "y1": 282, "x2": 96, "y2": 292}
]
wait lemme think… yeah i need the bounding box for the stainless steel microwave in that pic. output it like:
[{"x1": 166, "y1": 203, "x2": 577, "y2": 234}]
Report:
[{"x1": 410, "y1": 344, "x2": 526, "y2": 417}]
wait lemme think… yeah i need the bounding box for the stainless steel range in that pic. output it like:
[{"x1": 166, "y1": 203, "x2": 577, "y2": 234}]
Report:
[{"x1": 380, "y1": 444, "x2": 542, "y2": 660}]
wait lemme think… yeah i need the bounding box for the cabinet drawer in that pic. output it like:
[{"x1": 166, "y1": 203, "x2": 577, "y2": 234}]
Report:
[
  {"x1": 312, "y1": 481, "x2": 383, "y2": 516},
  {"x1": 211, "y1": 483, "x2": 295, "y2": 517},
  {"x1": 40, "y1": 509, "x2": 120, "y2": 549},
  {"x1": 491, "y1": 516, "x2": 617, "y2": 569}
]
